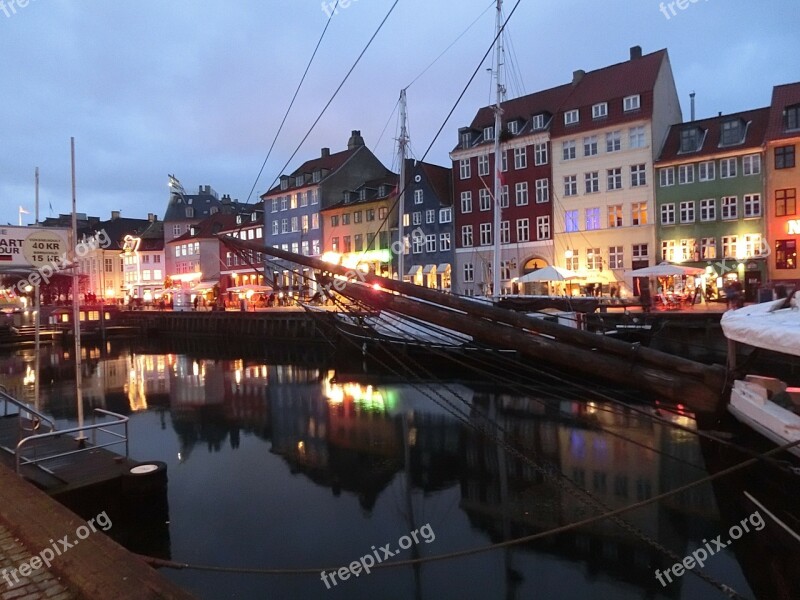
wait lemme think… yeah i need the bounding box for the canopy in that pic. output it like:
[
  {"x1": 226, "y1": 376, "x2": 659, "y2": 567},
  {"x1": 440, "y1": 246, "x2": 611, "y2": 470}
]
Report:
[
  {"x1": 226, "y1": 284, "x2": 272, "y2": 293},
  {"x1": 721, "y1": 298, "x2": 800, "y2": 356},
  {"x1": 407, "y1": 265, "x2": 422, "y2": 276},
  {"x1": 518, "y1": 265, "x2": 582, "y2": 283},
  {"x1": 422, "y1": 264, "x2": 436, "y2": 274},
  {"x1": 630, "y1": 262, "x2": 704, "y2": 277}
]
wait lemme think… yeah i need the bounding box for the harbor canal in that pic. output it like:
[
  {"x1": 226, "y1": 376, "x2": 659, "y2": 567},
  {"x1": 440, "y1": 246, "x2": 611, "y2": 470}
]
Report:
[{"x1": 1, "y1": 338, "x2": 796, "y2": 600}]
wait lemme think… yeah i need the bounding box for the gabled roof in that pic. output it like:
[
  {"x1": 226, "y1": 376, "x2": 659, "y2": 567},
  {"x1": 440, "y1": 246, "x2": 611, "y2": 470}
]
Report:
[
  {"x1": 169, "y1": 213, "x2": 240, "y2": 244},
  {"x1": 263, "y1": 147, "x2": 362, "y2": 197},
  {"x1": 163, "y1": 189, "x2": 242, "y2": 222},
  {"x1": 766, "y1": 82, "x2": 800, "y2": 142},
  {"x1": 321, "y1": 173, "x2": 399, "y2": 212},
  {"x1": 409, "y1": 159, "x2": 452, "y2": 207},
  {"x1": 137, "y1": 220, "x2": 165, "y2": 252},
  {"x1": 657, "y1": 107, "x2": 769, "y2": 163},
  {"x1": 86, "y1": 217, "x2": 151, "y2": 250},
  {"x1": 467, "y1": 83, "x2": 573, "y2": 133}
]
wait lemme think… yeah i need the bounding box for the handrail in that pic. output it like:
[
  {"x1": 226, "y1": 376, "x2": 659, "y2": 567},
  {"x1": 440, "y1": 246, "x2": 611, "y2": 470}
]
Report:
[
  {"x1": 15, "y1": 408, "x2": 129, "y2": 474},
  {"x1": 0, "y1": 387, "x2": 56, "y2": 433}
]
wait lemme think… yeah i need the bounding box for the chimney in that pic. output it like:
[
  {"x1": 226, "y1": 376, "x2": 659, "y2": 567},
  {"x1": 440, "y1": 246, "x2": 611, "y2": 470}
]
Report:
[
  {"x1": 148, "y1": 212, "x2": 155, "y2": 222},
  {"x1": 321, "y1": 147, "x2": 330, "y2": 157},
  {"x1": 572, "y1": 69, "x2": 585, "y2": 85},
  {"x1": 111, "y1": 210, "x2": 120, "y2": 220},
  {"x1": 690, "y1": 91, "x2": 696, "y2": 121},
  {"x1": 630, "y1": 45, "x2": 642, "y2": 60},
  {"x1": 347, "y1": 130, "x2": 365, "y2": 150}
]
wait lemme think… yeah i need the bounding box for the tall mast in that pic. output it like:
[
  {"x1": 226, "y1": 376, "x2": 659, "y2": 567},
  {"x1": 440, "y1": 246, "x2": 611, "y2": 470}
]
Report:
[
  {"x1": 397, "y1": 88, "x2": 409, "y2": 280},
  {"x1": 34, "y1": 167, "x2": 41, "y2": 411},
  {"x1": 491, "y1": 0, "x2": 505, "y2": 298},
  {"x1": 70, "y1": 138, "x2": 86, "y2": 442}
]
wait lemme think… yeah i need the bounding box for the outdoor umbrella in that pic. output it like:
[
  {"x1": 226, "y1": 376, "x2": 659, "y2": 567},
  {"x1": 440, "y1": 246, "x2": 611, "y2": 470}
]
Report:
[
  {"x1": 630, "y1": 262, "x2": 705, "y2": 277},
  {"x1": 517, "y1": 265, "x2": 583, "y2": 283}
]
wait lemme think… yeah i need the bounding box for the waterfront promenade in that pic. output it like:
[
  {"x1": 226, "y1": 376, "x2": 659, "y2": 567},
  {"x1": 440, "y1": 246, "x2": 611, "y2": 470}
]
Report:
[{"x1": 0, "y1": 464, "x2": 194, "y2": 600}]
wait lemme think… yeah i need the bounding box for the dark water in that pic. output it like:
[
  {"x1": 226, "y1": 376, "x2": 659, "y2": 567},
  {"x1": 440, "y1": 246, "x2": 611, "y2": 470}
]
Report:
[{"x1": 2, "y1": 339, "x2": 798, "y2": 600}]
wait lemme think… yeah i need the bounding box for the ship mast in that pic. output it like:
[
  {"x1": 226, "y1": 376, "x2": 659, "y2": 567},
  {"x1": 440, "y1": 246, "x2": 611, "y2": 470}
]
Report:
[
  {"x1": 491, "y1": 0, "x2": 505, "y2": 298},
  {"x1": 397, "y1": 88, "x2": 409, "y2": 280}
]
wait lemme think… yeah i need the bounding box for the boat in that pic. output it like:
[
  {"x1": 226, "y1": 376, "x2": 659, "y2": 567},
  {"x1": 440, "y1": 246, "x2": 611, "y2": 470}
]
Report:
[{"x1": 721, "y1": 295, "x2": 800, "y2": 457}]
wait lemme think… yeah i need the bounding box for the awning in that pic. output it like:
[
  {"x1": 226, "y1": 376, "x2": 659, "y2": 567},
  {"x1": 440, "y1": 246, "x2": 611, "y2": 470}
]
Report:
[
  {"x1": 407, "y1": 265, "x2": 422, "y2": 276},
  {"x1": 437, "y1": 263, "x2": 451, "y2": 272},
  {"x1": 193, "y1": 281, "x2": 217, "y2": 292},
  {"x1": 422, "y1": 264, "x2": 436, "y2": 274}
]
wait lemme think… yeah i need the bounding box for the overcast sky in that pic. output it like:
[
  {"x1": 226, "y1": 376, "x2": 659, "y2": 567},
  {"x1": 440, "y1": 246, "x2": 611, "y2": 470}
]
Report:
[{"x1": 2, "y1": 0, "x2": 799, "y2": 224}]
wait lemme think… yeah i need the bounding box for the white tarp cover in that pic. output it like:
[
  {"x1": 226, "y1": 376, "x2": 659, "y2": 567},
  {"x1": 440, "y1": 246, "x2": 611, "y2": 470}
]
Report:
[{"x1": 720, "y1": 298, "x2": 800, "y2": 357}]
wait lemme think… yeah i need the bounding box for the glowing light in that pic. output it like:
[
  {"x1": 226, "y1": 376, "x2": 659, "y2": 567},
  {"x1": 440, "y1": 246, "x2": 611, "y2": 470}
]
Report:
[{"x1": 372, "y1": 283, "x2": 381, "y2": 291}]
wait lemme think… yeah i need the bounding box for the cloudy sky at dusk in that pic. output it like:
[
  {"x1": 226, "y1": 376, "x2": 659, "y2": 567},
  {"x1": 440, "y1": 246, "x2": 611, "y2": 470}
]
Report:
[{"x1": 2, "y1": 0, "x2": 799, "y2": 224}]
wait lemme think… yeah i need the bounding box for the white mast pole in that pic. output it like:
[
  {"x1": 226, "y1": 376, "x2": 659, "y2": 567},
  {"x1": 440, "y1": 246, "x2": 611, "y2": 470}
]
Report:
[
  {"x1": 491, "y1": 0, "x2": 505, "y2": 298},
  {"x1": 70, "y1": 138, "x2": 86, "y2": 442},
  {"x1": 397, "y1": 88, "x2": 409, "y2": 280},
  {"x1": 34, "y1": 168, "x2": 41, "y2": 411}
]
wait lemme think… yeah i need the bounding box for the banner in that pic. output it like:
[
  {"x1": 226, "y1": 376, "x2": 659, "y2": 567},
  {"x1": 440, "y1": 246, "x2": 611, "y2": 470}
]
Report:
[{"x1": 0, "y1": 226, "x2": 70, "y2": 269}]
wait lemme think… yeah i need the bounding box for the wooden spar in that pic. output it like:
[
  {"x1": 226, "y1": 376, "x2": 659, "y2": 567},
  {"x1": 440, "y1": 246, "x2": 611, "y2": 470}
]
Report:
[
  {"x1": 222, "y1": 236, "x2": 727, "y2": 390},
  {"x1": 333, "y1": 279, "x2": 722, "y2": 412}
]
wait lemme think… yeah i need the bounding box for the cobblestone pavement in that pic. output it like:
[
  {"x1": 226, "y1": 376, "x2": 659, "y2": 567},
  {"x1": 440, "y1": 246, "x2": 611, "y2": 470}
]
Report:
[{"x1": 0, "y1": 523, "x2": 76, "y2": 600}]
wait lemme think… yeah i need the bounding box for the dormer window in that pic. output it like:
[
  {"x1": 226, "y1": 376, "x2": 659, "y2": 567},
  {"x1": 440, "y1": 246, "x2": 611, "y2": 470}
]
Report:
[
  {"x1": 312, "y1": 170, "x2": 321, "y2": 183},
  {"x1": 592, "y1": 102, "x2": 608, "y2": 119},
  {"x1": 359, "y1": 188, "x2": 367, "y2": 201},
  {"x1": 564, "y1": 109, "x2": 579, "y2": 125},
  {"x1": 251, "y1": 212, "x2": 258, "y2": 222},
  {"x1": 190, "y1": 226, "x2": 196, "y2": 236},
  {"x1": 532, "y1": 114, "x2": 545, "y2": 130},
  {"x1": 623, "y1": 95, "x2": 641, "y2": 112},
  {"x1": 483, "y1": 126, "x2": 495, "y2": 141},
  {"x1": 236, "y1": 215, "x2": 243, "y2": 224},
  {"x1": 280, "y1": 178, "x2": 289, "y2": 191},
  {"x1": 185, "y1": 207, "x2": 194, "y2": 218},
  {"x1": 378, "y1": 185, "x2": 387, "y2": 197},
  {"x1": 679, "y1": 127, "x2": 703, "y2": 153},
  {"x1": 209, "y1": 206, "x2": 219, "y2": 215},
  {"x1": 721, "y1": 119, "x2": 745, "y2": 146},
  {"x1": 295, "y1": 175, "x2": 304, "y2": 187},
  {"x1": 784, "y1": 104, "x2": 800, "y2": 131},
  {"x1": 507, "y1": 120, "x2": 519, "y2": 134},
  {"x1": 460, "y1": 131, "x2": 472, "y2": 148}
]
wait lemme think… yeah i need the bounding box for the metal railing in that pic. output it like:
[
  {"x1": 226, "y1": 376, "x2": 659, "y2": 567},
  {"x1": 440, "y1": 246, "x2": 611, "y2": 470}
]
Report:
[
  {"x1": 15, "y1": 408, "x2": 129, "y2": 474},
  {"x1": 0, "y1": 385, "x2": 56, "y2": 434}
]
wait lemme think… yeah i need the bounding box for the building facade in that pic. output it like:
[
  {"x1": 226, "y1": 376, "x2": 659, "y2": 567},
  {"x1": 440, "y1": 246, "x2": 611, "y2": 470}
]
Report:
[
  {"x1": 121, "y1": 218, "x2": 166, "y2": 302},
  {"x1": 765, "y1": 83, "x2": 800, "y2": 289},
  {"x1": 551, "y1": 46, "x2": 682, "y2": 295},
  {"x1": 656, "y1": 108, "x2": 769, "y2": 301},
  {"x1": 164, "y1": 178, "x2": 242, "y2": 242},
  {"x1": 219, "y1": 208, "x2": 267, "y2": 292}
]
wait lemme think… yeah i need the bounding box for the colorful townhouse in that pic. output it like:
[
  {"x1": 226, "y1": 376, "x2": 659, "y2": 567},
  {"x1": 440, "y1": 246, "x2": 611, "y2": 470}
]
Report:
[
  {"x1": 550, "y1": 46, "x2": 682, "y2": 295},
  {"x1": 219, "y1": 207, "x2": 266, "y2": 292},
  {"x1": 450, "y1": 83, "x2": 572, "y2": 296},
  {"x1": 400, "y1": 160, "x2": 454, "y2": 290},
  {"x1": 765, "y1": 83, "x2": 800, "y2": 290},
  {"x1": 262, "y1": 130, "x2": 389, "y2": 293},
  {"x1": 121, "y1": 217, "x2": 166, "y2": 302},
  {"x1": 655, "y1": 108, "x2": 769, "y2": 301}
]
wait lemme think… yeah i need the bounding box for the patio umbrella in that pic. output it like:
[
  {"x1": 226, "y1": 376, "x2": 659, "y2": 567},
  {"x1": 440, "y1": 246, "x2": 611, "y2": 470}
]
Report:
[
  {"x1": 630, "y1": 262, "x2": 704, "y2": 277},
  {"x1": 518, "y1": 265, "x2": 583, "y2": 283},
  {"x1": 226, "y1": 284, "x2": 272, "y2": 293}
]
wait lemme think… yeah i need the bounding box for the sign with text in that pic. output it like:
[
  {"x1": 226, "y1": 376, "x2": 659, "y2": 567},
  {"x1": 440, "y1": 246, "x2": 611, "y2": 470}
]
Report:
[{"x1": 0, "y1": 226, "x2": 69, "y2": 269}]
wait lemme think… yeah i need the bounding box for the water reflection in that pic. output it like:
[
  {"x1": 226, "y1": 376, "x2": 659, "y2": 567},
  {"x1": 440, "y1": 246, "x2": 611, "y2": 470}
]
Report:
[{"x1": 3, "y1": 341, "x2": 794, "y2": 599}]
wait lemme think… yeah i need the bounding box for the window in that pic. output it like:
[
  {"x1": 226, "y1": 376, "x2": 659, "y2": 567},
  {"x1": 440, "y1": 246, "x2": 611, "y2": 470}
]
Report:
[
  {"x1": 366, "y1": 209, "x2": 376, "y2": 222},
  {"x1": 311, "y1": 189, "x2": 319, "y2": 204},
  {"x1": 342, "y1": 236, "x2": 352, "y2": 252},
  {"x1": 461, "y1": 225, "x2": 473, "y2": 247},
  {"x1": 271, "y1": 221, "x2": 279, "y2": 235},
  {"x1": 698, "y1": 161, "x2": 715, "y2": 181},
  {"x1": 331, "y1": 237, "x2": 340, "y2": 253},
  {"x1": 378, "y1": 207, "x2": 388, "y2": 220},
  {"x1": 592, "y1": 102, "x2": 608, "y2": 119},
  {"x1": 479, "y1": 189, "x2": 491, "y2": 211},
  {"x1": 608, "y1": 246, "x2": 623, "y2": 269},
  {"x1": 743, "y1": 194, "x2": 761, "y2": 218},
  {"x1": 464, "y1": 262, "x2": 475, "y2": 282},
  {"x1": 587, "y1": 248, "x2": 602, "y2": 270},
  {"x1": 290, "y1": 194, "x2": 298, "y2": 209},
  {"x1": 440, "y1": 232, "x2": 451, "y2": 251},
  {"x1": 564, "y1": 175, "x2": 577, "y2": 197},
  {"x1": 479, "y1": 223, "x2": 492, "y2": 246},
  {"x1": 507, "y1": 120, "x2": 519, "y2": 134},
  {"x1": 460, "y1": 191, "x2": 472, "y2": 213},
  {"x1": 678, "y1": 239, "x2": 696, "y2": 261},
  {"x1": 271, "y1": 199, "x2": 278, "y2": 213},
  {"x1": 516, "y1": 218, "x2": 530, "y2": 242},
  {"x1": 721, "y1": 196, "x2": 738, "y2": 220},
  {"x1": 632, "y1": 244, "x2": 648, "y2": 265},
  {"x1": 535, "y1": 179, "x2": 549, "y2": 203},
  {"x1": 700, "y1": 198, "x2": 716, "y2": 221},
  {"x1": 514, "y1": 147, "x2": 527, "y2": 169},
  {"x1": 584, "y1": 136, "x2": 598, "y2": 157},
  {"x1": 740, "y1": 154, "x2": 760, "y2": 176},
  {"x1": 300, "y1": 192, "x2": 309, "y2": 207},
  {"x1": 515, "y1": 182, "x2": 529, "y2": 206},
  {"x1": 425, "y1": 234, "x2": 436, "y2": 253},
  {"x1": 565, "y1": 210, "x2": 579, "y2": 233},
  {"x1": 478, "y1": 154, "x2": 490, "y2": 176},
  {"x1": 354, "y1": 234, "x2": 363, "y2": 251},
  {"x1": 607, "y1": 168, "x2": 622, "y2": 191},
  {"x1": 585, "y1": 172, "x2": 599, "y2": 194},
  {"x1": 459, "y1": 158, "x2": 471, "y2": 179},
  {"x1": 185, "y1": 207, "x2": 194, "y2": 218},
  {"x1": 606, "y1": 131, "x2": 621, "y2": 152},
  {"x1": 301, "y1": 215, "x2": 309, "y2": 232},
  {"x1": 720, "y1": 158, "x2": 737, "y2": 179},
  {"x1": 312, "y1": 239, "x2": 320, "y2": 255},
  {"x1": 775, "y1": 240, "x2": 797, "y2": 270},
  {"x1": 460, "y1": 132, "x2": 471, "y2": 148},
  {"x1": 281, "y1": 218, "x2": 289, "y2": 233},
  {"x1": 437, "y1": 208, "x2": 451, "y2": 224},
  {"x1": 585, "y1": 207, "x2": 600, "y2": 230},
  {"x1": 412, "y1": 234, "x2": 423, "y2": 254},
  {"x1": 342, "y1": 213, "x2": 350, "y2": 225},
  {"x1": 630, "y1": 164, "x2": 647, "y2": 187},
  {"x1": 312, "y1": 170, "x2": 321, "y2": 183},
  {"x1": 722, "y1": 235, "x2": 738, "y2": 258},
  {"x1": 501, "y1": 151, "x2": 508, "y2": 172},
  {"x1": 330, "y1": 215, "x2": 340, "y2": 228},
  {"x1": 787, "y1": 105, "x2": 800, "y2": 131},
  {"x1": 290, "y1": 217, "x2": 299, "y2": 232},
  {"x1": 680, "y1": 201, "x2": 695, "y2": 223},
  {"x1": 354, "y1": 211, "x2": 363, "y2": 224},
  {"x1": 776, "y1": 189, "x2": 797, "y2": 216},
  {"x1": 721, "y1": 119, "x2": 743, "y2": 145},
  {"x1": 412, "y1": 212, "x2": 422, "y2": 226},
  {"x1": 629, "y1": 126, "x2": 646, "y2": 149},
  {"x1": 562, "y1": 140, "x2": 577, "y2": 161},
  {"x1": 661, "y1": 203, "x2": 676, "y2": 225},
  {"x1": 414, "y1": 189, "x2": 423, "y2": 204},
  {"x1": 534, "y1": 143, "x2": 548, "y2": 165},
  {"x1": 775, "y1": 145, "x2": 796, "y2": 169},
  {"x1": 500, "y1": 220, "x2": 510, "y2": 244},
  {"x1": 301, "y1": 240, "x2": 309, "y2": 256},
  {"x1": 172, "y1": 224, "x2": 182, "y2": 236},
  {"x1": 623, "y1": 94, "x2": 640, "y2": 111},
  {"x1": 743, "y1": 234, "x2": 763, "y2": 258},
  {"x1": 631, "y1": 202, "x2": 647, "y2": 226},
  {"x1": 659, "y1": 168, "x2": 675, "y2": 187},
  {"x1": 566, "y1": 249, "x2": 579, "y2": 271},
  {"x1": 608, "y1": 205, "x2": 623, "y2": 228},
  {"x1": 661, "y1": 240, "x2": 676, "y2": 262},
  {"x1": 483, "y1": 126, "x2": 494, "y2": 141},
  {"x1": 700, "y1": 238, "x2": 716, "y2": 259},
  {"x1": 678, "y1": 164, "x2": 694, "y2": 184},
  {"x1": 536, "y1": 216, "x2": 550, "y2": 240},
  {"x1": 499, "y1": 185, "x2": 509, "y2": 208},
  {"x1": 680, "y1": 128, "x2": 702, "y2": 153},
  {"x1": 564, "y1": 109, "x2": 579, "y2": 125},
  {"x1": 280, "y1": 196, "x2": 288, "y2": 211}
]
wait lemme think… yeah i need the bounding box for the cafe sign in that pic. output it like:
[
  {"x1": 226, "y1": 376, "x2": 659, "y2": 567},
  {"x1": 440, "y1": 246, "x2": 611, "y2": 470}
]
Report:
[{"x1": 788, "y1": 220, "x2": 800, "y2": 235}]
